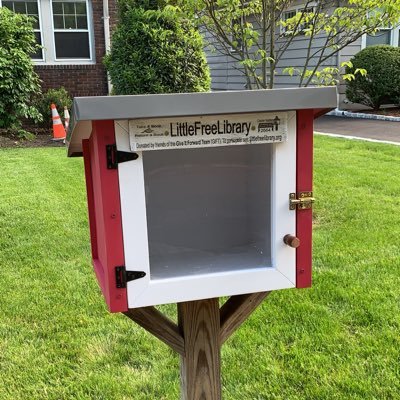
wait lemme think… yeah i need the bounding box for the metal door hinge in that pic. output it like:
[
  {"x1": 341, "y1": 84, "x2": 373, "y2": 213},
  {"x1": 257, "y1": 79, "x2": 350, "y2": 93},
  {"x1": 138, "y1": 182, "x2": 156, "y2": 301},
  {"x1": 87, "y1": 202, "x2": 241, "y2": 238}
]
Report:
[
  {"x1": 115, "y1": 266, "x2": 146, "y2": 288},
  {"x1": 106, "y1": 144, "x2": 138, "y2": 169},
  {"x1": 289, "y1": 192, "x2": 315, "y2": 210}
]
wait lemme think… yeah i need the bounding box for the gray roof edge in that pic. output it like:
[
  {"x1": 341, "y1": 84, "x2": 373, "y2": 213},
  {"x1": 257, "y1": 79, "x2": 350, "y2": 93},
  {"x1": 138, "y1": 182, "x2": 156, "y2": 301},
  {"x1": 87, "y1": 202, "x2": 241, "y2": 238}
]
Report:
[
  {"x1": 67, "y1": 87, "x2": 337, "y2": 156},
  {"x1": 72, "y1": 87, "x2": 337, "y2": 122}
]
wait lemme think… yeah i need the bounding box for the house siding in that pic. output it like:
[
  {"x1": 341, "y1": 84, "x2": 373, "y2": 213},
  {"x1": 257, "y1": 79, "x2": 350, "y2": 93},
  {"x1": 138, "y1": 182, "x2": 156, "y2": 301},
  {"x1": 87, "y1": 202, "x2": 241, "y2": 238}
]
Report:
[
  {"x1": 273, "y1": 37, "x2": 338, "y2": 88},
  {"x1": 203, "y1": 3, "x2": 374, "y2": 108},
  {"x1": 205, "y1": 15, "x2": 338, "y2": 92},
  {"x1": 338, "y1": 37, "x2": 363, "y2": 105},
  {"x1": 203, "y1": 29, "x2": 247, "y2": 91}
]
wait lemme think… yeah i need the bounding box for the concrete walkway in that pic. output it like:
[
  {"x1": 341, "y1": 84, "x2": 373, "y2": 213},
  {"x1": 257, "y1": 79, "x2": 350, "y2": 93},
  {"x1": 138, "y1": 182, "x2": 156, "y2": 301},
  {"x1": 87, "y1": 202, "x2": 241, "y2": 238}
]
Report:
[{"x1": 314, "y1": 115, "x2": 400, "y2": 143}]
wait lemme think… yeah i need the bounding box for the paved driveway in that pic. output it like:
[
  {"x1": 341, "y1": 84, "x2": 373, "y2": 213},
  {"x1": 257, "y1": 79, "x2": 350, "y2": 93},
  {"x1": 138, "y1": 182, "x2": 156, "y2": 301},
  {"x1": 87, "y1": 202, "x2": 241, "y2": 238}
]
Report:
[{"x1": 314, "y1": 116, "x2": 400, "y2": 143}]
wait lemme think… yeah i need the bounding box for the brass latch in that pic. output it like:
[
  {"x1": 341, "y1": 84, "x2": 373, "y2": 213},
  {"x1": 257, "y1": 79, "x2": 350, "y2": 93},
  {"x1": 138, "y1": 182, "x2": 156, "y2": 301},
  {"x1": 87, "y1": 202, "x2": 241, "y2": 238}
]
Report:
[{"x1": 289, "y1": 192, "x2": 315, "y2": 210}]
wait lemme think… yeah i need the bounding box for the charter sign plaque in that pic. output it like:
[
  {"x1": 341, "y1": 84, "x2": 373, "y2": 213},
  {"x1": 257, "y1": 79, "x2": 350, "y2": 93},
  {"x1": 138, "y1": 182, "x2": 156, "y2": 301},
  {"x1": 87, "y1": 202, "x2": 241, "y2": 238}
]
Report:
[{"x1": 129, "y1": 112, "x2": 288, "y2": 151}]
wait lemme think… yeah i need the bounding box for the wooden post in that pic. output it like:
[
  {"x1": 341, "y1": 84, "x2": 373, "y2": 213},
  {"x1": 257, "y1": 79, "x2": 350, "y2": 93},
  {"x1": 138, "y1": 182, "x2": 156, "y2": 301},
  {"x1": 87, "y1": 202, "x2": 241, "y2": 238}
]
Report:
[{"x1": 178, "y1": 298, "x2": 221, "y2": 400}]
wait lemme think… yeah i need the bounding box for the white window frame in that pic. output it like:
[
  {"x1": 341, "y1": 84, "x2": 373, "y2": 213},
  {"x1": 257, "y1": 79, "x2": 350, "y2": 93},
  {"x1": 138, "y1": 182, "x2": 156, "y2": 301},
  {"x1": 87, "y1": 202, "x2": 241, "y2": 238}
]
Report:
[
  {"x1": 361, "y1": 24, "x2": 400, "y2": 48},
  {"x1": 281, "y1": 4, "x2": 316, "y2": 36},
  {"x1": 50, "y1": 0, "x2": 94, "y2": 62},
  {"x1": 229, "y1": 16, "x2": 244, "y2": 54},
  {"x1": 0, "y1": 0, "x2": 45, "y2": 61},
  {"x1": 0, "y1": 0, "x2": 95, "y2": 64}
]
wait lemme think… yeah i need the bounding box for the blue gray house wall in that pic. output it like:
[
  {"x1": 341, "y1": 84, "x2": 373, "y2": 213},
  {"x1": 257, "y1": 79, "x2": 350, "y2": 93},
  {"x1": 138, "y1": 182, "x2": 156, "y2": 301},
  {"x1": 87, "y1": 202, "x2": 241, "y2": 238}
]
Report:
[{"x1": 203, "y1": 9, "x2": 364, "y2": 108}]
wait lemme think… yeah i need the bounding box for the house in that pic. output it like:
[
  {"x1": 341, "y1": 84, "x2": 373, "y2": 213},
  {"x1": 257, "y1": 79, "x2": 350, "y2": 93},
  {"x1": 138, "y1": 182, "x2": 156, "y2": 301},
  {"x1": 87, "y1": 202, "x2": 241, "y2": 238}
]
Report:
[
  {"x1": 203, "y1": 6, "x2": 400, "y2": 108},
  {"x1": 2, "y1": 0, "x2": 398, "y2": 106},
  {"x1": 0, "y1": 0, "x2": 117, "y2": 97}
]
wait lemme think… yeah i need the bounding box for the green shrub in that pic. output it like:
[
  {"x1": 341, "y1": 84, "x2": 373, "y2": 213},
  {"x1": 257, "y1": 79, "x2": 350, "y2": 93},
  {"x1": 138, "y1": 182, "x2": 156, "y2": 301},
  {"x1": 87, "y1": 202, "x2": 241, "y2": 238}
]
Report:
[
  {"x1": 0, "y1": 7, "x2": 42, "y2": 130},
  {"x1": 104, "y1": 5, "x2": 211, "y2": 95},
  {"x1": 36, "y1": 87, "x2": 72, "y2": 127},
  {"x1": 117, "y1": 0, "x2": 163, "y2": 13},
  {"x1": 345, "y1": 45, "x2": 400, "y2": 110}
]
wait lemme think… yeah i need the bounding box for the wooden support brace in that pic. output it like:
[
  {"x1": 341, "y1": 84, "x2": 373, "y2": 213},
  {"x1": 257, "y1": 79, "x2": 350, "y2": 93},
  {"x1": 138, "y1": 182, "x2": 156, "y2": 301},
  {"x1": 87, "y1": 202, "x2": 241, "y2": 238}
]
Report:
[
  {"x1": 124, "y1": 307, "x2": 185, "y2": 356},
  {"x1": 125, "y1": 292, "x2": 270, "y2": 400},
  {"x1": 220, "y1": 292, "x2": 271, "y2": 345}
]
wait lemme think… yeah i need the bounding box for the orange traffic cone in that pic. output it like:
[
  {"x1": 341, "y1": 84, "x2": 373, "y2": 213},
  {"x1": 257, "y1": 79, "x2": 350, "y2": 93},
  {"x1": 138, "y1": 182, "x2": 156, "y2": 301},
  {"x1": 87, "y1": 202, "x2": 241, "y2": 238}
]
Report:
[
  {"x1": 64, "y1": 106, "x2": 70, "y2": 131},
  {"x1": 51, "y1": 103, "x2": 66, "y2": 141}
]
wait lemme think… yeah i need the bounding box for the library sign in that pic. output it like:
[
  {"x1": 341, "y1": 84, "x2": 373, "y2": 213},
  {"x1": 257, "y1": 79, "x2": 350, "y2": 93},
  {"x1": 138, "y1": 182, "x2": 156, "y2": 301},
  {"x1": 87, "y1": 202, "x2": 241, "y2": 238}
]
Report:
[{"x1": 128, "y1": 112, "x2": 288, "y2": 151}]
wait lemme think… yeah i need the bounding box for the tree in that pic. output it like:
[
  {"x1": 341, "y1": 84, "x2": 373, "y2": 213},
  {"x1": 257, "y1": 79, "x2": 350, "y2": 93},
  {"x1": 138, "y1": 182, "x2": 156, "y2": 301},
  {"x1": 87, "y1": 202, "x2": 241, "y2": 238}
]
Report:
[
  {"x1": 172, "y1": 0, "x2": 400, "y2": 89},
  {"x1": 0, "y1": 7, "x2": 42, "y2": 131},
  {"x1": 104, "y1": 2, "x2": 211, "y2": 94}
]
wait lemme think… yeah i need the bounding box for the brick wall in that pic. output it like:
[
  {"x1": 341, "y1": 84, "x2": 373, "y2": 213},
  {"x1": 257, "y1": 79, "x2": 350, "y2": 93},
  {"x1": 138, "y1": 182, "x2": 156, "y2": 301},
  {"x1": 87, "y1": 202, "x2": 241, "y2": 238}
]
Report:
[
  {"x1": 109, "y1": 0, "x2": 117, "y2": 33},
  {"x1": 35, "y1": 64, "x2": 108, "y2": 98},
  {"x1": 35, "y1": 0, "x2": 117, "y2": 98}
]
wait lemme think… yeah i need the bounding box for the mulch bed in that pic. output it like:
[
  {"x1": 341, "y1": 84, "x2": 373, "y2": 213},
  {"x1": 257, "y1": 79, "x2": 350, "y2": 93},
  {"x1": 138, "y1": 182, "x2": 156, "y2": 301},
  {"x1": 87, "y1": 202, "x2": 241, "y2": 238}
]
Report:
[{"x1": 0, "y1": 127, "x2": 65, "y2": 149}]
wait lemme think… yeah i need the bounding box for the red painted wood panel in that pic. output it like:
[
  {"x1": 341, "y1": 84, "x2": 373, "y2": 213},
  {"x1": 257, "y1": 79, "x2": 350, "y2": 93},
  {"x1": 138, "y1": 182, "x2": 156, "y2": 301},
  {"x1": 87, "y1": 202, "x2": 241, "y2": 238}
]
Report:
[
  {"x1": 83, "y1": 139, "x2": 98, "y2": 260},
  {"x1": 296, "y1": 110, "x2": 314, "y2": 288},
  {"x1": 85, "y1": 120, "x2": 128, "y2": 312},
  {"x1": 83, "y1": 138, "x2": 108, "y2": 301}
]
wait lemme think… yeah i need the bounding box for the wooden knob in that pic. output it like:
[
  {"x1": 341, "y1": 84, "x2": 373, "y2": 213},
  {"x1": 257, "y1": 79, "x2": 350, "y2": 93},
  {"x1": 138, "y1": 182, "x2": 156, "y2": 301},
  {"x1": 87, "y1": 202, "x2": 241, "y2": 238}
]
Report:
[{"x1": 283, "y1": 234, "x2": 300, "y2": 248}]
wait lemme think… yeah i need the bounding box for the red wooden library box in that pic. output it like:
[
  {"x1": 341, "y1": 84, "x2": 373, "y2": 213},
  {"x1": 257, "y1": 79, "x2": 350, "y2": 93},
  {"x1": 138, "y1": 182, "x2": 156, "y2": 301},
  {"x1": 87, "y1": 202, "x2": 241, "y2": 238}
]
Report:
[{"x1": 67, "y1": 87, "x2": 337, "y2": 313}]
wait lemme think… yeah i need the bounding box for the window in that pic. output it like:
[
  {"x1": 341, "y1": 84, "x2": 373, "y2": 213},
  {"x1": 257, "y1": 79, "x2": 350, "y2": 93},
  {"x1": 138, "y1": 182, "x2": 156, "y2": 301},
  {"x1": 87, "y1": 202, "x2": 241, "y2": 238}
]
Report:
[
  {"x1": 362, "y1": 11, "x2": 400, "y2": 48},
  {"x1": 230, "y1": 17, "x2": 244, "y2": 53},
  {"x1": 366, "y1": 29, "x2": 391, "y2": 46},
  {"x1": 51, "y1": 1, "x2": 90, "y2": 59},
  {"x1": 282, "y1": 6, "x2": 315, "y2": 35},
  {"x1": 0, "y1": 0, "x2": 94, "y2": 63},
  {"x1": 364, "y1": 25, "x2": 400, "y2": 48},
  {"x1": 283, "y1": 10, "x2": 296, "y2": 21},
  {"x1": 2, "y1": 0, "x2": 43, "y2": 59}
]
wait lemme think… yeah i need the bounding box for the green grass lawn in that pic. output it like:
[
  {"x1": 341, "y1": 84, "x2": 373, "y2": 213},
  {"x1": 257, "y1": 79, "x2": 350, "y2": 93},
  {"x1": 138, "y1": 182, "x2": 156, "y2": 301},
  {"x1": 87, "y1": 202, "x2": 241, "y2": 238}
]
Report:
[{"x1": 0, "y1": 136, "x2": 399, "y2": 400}]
